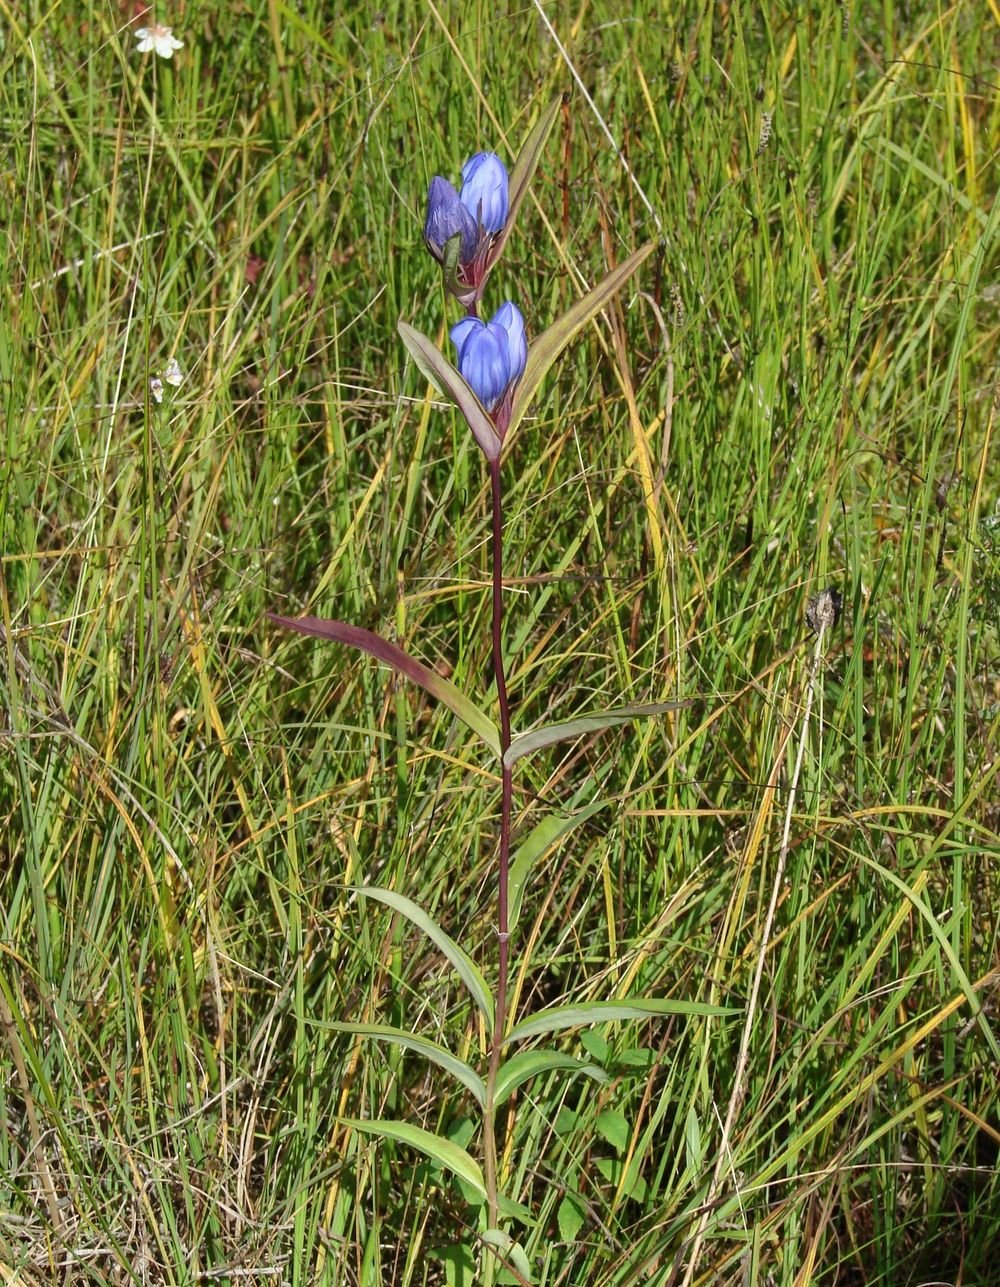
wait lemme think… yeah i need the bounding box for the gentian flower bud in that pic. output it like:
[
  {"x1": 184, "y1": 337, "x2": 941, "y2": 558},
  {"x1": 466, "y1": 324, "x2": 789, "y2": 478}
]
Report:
[
  {"x1": 492, "y1": 301, "x2": 526, "y2": 385},
  {"x1": 451, "y1": 318, "x2": 510, "y2": 413},
  {"x1": 424, "y1": 176, "x2": 478, "y2": 264},
  {"x1": 459, "y1": 152, "x2": 509, "y2": 234},
  {"x1": 451, "y1": 302, "x2": 527, "y2": 425},
  {"x1": 423, "y1": 150, "x2": 511, "y2": 306}
]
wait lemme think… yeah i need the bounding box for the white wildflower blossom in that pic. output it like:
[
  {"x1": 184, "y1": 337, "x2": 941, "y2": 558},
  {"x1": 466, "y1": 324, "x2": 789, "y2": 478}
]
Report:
[
  {"x1": 163, "y1": 357, "x2": 183, "y2": 386},
  {"x1": 149, "y1": 377, "x2": 164, "y2": 404},
  {"x1": 135, "y1": 24, "x2": 184, "y2": 59}
]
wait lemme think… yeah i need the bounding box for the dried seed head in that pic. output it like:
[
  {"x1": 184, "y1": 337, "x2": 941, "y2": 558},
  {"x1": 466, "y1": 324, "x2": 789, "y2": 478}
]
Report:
[
  {"x1": 806, "y1": 587, "x2": 842, "y2": 635},
  {"x1": 756, "y1": 113, "x2": 773, "y2": 156},
  {"x1": 670, "y1": 280, "x2": 686, "y2": 327},
  {"x1": 935, "y1": 471, "x2": 957, "y2": 511}
]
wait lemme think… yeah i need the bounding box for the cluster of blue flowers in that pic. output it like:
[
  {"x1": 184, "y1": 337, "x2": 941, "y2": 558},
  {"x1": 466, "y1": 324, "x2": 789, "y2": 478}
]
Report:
[
  {"x1": 424, "y1": 152, "x2": 526, "y2": 436},
  {"x1": 424, "y1": 153, "x2": 509, "y2": 261}
]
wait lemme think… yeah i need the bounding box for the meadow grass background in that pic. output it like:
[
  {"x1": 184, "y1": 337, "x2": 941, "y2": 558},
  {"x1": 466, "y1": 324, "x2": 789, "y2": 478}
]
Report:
[{"x1": 2, "y1": 0, "x2": 1000, "y2": 1282}]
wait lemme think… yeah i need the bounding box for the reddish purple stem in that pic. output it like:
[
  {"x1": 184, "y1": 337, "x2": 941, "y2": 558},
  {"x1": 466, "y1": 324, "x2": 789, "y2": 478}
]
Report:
[{"x1": 489, "y1": 457, "x2": 512, "y2": 1055}]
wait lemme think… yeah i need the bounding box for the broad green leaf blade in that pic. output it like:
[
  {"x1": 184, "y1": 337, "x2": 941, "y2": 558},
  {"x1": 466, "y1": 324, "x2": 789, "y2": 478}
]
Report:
[
  {"x1": 497, "y1": 1194, "x2": 536, "y2": 1225},
  {"x1": 322, "y1": 1022, "x2": 485, "y2": 1105},
  {"x1": 509, "y1": 798, "x2": 612, "y2": 930},
  {"x1": 341, "y1": 1117, "x2": 485, "y2": 1198},
  {"x1": 504, "y1": 700, "x2": 690, "y2": 768},
  {"x1": 505, "y1": 998, "x2": 736, "y2": 1046},
  {"x1": 558, "y1": 1191, "x2": 586, "y2": 1241},
  {"x1": 508, "y1": 241, "x2": 656, "y2": 437},
  {"x1": 353, "y1": 886, "x2": 495, "y2": 1030},
  {"x1": 267, "y1": 614, "x2": 501, "y2": 758},
  {"x1": 595, "y1": 1108, "x2": 629, "y2": 1151},
  {"x1": 398, "y1": 321, "x2": 501, "y2": 461},
  {"x1": 493, "y1": 1049, "x2": 607, "y2": 1109},
  {"x1": 492, "y1": 97, "x2": 561, "y2": 262}
]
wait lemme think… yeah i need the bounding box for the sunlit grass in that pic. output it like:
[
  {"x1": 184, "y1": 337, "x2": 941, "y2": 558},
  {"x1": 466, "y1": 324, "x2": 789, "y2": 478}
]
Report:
[{"x1": 1, "y1": 1, "x2": 998, "y2": 1283}]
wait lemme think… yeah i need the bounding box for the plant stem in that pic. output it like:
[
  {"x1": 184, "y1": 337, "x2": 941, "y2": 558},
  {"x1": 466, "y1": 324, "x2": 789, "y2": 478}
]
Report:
[{"x1": 484, "y1": 454, "x2": 513, "y2": 1229}]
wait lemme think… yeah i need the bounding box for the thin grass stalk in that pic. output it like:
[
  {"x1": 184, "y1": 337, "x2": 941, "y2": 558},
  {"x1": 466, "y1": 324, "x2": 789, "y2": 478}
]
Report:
[{"x1": 680, "y1": 620, "x2": 831, "y2": 1286}]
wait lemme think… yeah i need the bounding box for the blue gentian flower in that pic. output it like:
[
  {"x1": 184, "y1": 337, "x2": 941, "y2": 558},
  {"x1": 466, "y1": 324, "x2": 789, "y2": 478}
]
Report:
[
  {"x1": 423, "y1": 150, "x2": 511, "y2": 306},
  {"x1": 459, "y1": 152, "x2": 509, "y2": 234},
  {"x1": 451, "y1": 302, "x2": 526, "y2": 415},
  {"x1": 451, "y1": 319, "x2": 509, "y2": 412},
  {"x1": 424, "y1": 176, "x2": 478, "y2": 264}
]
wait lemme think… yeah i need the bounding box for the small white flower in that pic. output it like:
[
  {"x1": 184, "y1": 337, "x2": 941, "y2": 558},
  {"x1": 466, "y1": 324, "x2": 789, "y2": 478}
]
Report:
[
  {"x1": 163, "y1": 357, "x2": 184, "y2": 386},
  {"x1": 149, "y1": 376, "x2": 164, "y2": 403},
  {"x1": 135, "y1": 24, "x2": 184, "y2": 59}
]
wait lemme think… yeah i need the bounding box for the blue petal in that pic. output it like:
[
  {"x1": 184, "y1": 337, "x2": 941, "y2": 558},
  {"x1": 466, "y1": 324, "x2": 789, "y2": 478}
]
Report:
[
  {"x1": 451, "y1": 318, "x2": 510, "y2": 411},
  {"x1": 491, "y1": 302, "x2": 527, "y2": 384},
  {"x1": 459, "y1": 152, "x2": 509, "y2": 235},
  {"x1": 450, "y1": 316, "x2": 481, "y2": 359},
  {"x1": 424, "y1": 176, "x2": 477, "y2": 261}
]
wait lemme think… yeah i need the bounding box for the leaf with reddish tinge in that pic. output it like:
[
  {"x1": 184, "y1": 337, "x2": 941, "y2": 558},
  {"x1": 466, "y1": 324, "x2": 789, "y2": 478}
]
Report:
[
  {"x1": 398, "y1": 321, "x2": 501, "y2": 461},
  {"x1": 268, "y1": 613, "x2": 501, "y2": 758},
  {"x1": 491, "y1": 97, "x2": 562, "y2": 265}
]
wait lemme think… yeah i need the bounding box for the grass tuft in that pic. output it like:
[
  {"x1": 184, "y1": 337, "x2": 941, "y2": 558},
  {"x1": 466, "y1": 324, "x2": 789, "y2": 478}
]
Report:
[{"x1": 1, "y1": 2, "x2": 998, "y2": 1283}]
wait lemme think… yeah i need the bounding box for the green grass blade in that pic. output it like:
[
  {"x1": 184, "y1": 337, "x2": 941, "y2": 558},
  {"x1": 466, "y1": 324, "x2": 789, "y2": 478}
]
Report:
[
  {"x1": 353, "y1": 886, "x2": 495, "y2": 1030},
  {"x1": 859, "y1": 854, "x2": 1000, "y2": 1060},
  {"x1": 267, "y1": 614, "x2": 500, "y2": 757}
]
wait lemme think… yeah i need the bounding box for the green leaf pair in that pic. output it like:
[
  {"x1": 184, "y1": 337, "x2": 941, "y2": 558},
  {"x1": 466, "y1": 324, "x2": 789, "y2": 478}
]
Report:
[
  {"x1": 269, "y1": 610, "x2": 691, "y2": 769},
  {"x1": 398, "y1": 242, "x2": 654, "y2": 458},
  {"x1": 344, "y1": 884, "x2": 735, "y2": 1046},
  {"x1": 325, "y1": 1020, "x2": 607, "y2": 1112}
]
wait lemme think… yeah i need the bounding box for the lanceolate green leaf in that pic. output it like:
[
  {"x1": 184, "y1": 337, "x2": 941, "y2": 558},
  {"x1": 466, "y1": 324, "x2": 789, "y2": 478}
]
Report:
[
  {"x1": 504, "y1": 700, "x2": 691, "y2": 768},
  {"x1": 493, "y1": 1049, "x2": 607, "y2": 1109},
  {"x1": 492, "y1": 96, "x2": 561, "y2": 263},
  {"x1": 504, "y1": 998, "x2": 736, "y2": 1046},
  {"x1": 341, "y1": 1117, "x2": 486, "y2": 1198},
  {"x1": 508, "y1": 241, "x2": 656, "y2": 437},
  {"x1": 322, "y1": 1022, "x2": 485, "y2": 1105},
  {"x1": 398, "y1": 321, "x2": 502, "y2": 461},
  {"x1": 267, "y1": 614, "x2": 500, "y2": 758},
  {"x1": 498, "y1": 1194, "x2": 536, "y2": 1224},
  {"x1": 353, "y1": 886, "x2": 495, "y2": 1030},
  {"x1": 509, "y1": 798, "x2": 612, "y2": 930}
]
